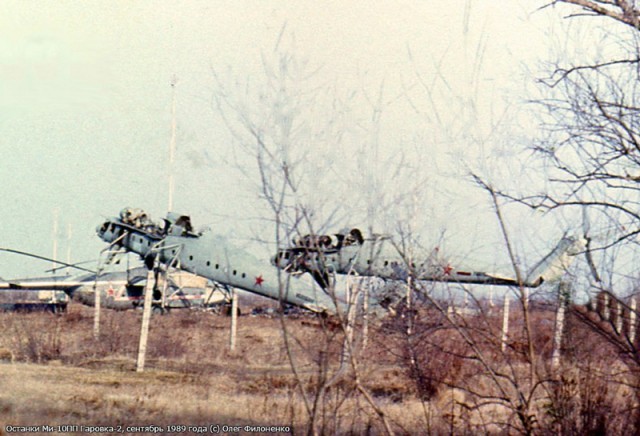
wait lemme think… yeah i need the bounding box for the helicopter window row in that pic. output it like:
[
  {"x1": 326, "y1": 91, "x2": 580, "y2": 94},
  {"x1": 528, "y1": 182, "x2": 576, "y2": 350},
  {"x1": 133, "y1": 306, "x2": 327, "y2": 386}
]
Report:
[
  {"x1": 290, "y1": 250, "x2": 424, "y2": 271},
  {"x1": 206, "y1": 261, "x2": 222, "y2": 270},
  {"x1": 363, "y1": 258, "x2": 423, "y2": 270},
  {"x1": 299, "y1": 252, "x2": 337, "y2": 263},
  {"x1": 186, "y1": 255, "x2": 250, "y2": 282},
  {"x1": 132, "y1": 236, "x2": 153, "y2": 248}
]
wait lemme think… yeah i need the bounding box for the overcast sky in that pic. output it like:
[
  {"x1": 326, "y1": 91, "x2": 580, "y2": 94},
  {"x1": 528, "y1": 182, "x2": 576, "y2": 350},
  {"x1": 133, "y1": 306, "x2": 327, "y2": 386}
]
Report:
[{"x1": 0, "y1": 1, "x2": 601, "y2": 278}]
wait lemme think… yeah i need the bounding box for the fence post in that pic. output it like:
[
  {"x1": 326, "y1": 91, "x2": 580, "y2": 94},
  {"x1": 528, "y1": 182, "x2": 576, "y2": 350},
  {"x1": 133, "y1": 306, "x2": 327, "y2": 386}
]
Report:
[
  {"x1": 552, "y1": 281, "x2": 570, "y2": 369},
  {"x1": 501, "y1": 292, "x2": 510, "y2": 353},
  {"x1": 136, "y1": 269, "x2": 156, "y2": 372},
  {"x1": 229, "y1": 289, "x2": 238, "y2": 351},
  {"x1": 630, "y1": 296, "x2": 637, "y2": 344}
]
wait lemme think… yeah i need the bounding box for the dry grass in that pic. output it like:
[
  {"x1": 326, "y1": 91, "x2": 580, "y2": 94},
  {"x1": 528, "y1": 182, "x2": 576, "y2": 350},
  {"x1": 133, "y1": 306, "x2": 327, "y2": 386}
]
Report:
[
  {"x1": 0, "y1": 300, "x2": 638, "y2": 434},
  {"x1": 0, "y1": 362, "x2": 299, "y2": 427},
  {"x1": 0, "y1": 304, "x2": 421, "y2": 433}
]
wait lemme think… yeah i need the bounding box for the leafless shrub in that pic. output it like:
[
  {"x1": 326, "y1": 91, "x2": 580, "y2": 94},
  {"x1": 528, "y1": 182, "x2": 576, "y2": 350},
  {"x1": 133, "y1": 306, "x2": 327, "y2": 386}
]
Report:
[
  {"x1": 380, "y1": 305, "x2": 465, "y2": 401},
  {"x1": 0, "y1": 347, "x2": 14, "y2": 363},
  {"x1": 0, "y1": 312, "x2": 63, "y2": 363}
]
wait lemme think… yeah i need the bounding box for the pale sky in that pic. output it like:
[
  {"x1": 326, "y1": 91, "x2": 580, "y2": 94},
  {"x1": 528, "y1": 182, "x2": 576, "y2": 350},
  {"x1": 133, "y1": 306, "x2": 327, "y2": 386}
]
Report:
[{"x1": 0, "y1": 1, "x2": 603, "y2": 278}]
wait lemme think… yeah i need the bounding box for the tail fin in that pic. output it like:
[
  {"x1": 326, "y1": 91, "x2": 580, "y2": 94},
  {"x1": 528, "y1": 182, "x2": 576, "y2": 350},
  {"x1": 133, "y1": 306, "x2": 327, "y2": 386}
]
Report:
[{"x1": 524, "y1": 236, "x2": 585, "y2": 286}]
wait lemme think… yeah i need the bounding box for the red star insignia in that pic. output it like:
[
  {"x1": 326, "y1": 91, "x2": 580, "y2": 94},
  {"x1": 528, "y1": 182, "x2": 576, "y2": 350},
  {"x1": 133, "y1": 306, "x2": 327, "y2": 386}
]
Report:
[
  {"x1": 255, "y1": 275, "x2": 264, "y2": 286},
  {"x1": 443, "y1": 264, "x2": 453, "y2": 275}
]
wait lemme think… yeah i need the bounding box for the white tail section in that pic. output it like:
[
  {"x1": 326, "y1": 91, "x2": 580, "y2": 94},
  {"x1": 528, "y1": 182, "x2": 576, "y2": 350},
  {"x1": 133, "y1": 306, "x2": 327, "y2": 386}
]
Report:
[{"x1": 524, "y1": 237, "x2": 585, "y2": 286}]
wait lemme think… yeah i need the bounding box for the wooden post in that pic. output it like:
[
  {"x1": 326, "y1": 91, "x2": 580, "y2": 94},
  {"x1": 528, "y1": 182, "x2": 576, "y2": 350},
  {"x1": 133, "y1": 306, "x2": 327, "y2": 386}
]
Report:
[
  {"x1": 501, "y1": 292, "x2": 510, "y2": 353},
  {"x1": 615, "y1": 300, "x2": 623, "y2": 334},
  {"x1": 602, "y1": 293, "x2": 610, "y2": 321},
  {"x1": 229, "y1": 289, "x2": 238, "y2": 351},
  {"x1": 93, "y1": 281, "x2": 101, "y2": 340},
  {"x1": 136, "y1": 269, "x2": 156, "y2": 372},
  {"x1": 406, "y1": 276, "x2": 413, "y2": 336},
  {"x1": 552, "y1": 282, "x2": 569, "y2": 369},
  {"x1": 362, "y1": 278, "x2": 369, "y2": 352},
  {"x1": 342, "y1": 277, "x2": 357, "y2": 367},
  {"x1": 630, "y1": 297, "x2": 637, "y2": 344},
  {"x1": 93, "y1": 256, "x2": 109, "y2": 341}
]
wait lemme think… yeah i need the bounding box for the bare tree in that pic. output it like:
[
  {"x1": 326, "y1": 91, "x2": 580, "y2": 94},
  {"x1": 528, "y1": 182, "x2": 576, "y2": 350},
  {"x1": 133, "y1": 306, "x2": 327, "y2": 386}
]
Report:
[
  {"x1": 213, "y1": 32, "x2": 398, "y2": 435},
  {"x1": 481, "y1": 2, "x2": 640, "y2": 296},
  {"x1": 209, "y1": 8, "x2": 640, "y2": 432},
  {"x1": 546, "y1": 1, "x2": 640, "y2": 30},
  {"x1": 477, "y1": 2, "x2": 640, "y2": 432}
]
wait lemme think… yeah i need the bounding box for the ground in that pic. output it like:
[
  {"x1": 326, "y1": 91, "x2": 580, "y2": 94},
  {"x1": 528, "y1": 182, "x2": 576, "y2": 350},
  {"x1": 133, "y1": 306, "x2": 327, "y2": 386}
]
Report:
[{"x1": 0, "y1": 303, "x2": 429, "y2": 435}]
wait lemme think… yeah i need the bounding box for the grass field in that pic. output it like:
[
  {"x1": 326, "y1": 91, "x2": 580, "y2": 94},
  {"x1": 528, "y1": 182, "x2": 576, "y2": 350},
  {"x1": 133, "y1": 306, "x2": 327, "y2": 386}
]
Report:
[
  {"x1": 0, "y1": 297, "x2": 636, "y2": 435},
  {"x1": 0, "y1": 302, "x2": 435, "y2": 434}
]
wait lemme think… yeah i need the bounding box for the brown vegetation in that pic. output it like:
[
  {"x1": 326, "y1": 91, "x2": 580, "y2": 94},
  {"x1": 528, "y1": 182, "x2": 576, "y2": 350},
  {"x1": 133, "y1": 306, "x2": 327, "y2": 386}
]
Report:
[{"x1": 0, "y1": 296, "x2": 637, "y2": 434}]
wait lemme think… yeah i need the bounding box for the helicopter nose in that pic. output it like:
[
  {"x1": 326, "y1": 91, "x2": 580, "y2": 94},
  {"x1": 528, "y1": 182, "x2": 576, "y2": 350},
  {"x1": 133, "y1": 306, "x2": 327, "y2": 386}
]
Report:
[
  {"x1": 271, "y1": 252, "x2": 283, "y2": 267},
  {"x1": 96, "y1": 221, "x2": 109, "y2": 235},
  {"x1": 272, "y1": 250, "x2": 289, "y2": 267}
]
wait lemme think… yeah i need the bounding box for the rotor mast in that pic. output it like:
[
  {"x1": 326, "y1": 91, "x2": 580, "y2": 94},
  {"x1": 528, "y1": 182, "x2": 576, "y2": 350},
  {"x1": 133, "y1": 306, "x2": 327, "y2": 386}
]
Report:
[{"x1": 168, "y1": 75, "x2": 177, "y2": 212}]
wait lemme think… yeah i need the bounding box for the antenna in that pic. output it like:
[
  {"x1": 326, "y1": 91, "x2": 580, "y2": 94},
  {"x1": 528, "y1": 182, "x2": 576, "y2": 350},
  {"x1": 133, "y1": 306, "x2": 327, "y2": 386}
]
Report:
[
  {"x1": 168, "y1": 75, "x2": 178, "y2": 212},
  {"x1": 52, "y1": 208, "x2": 59, "y2": 271},
  {"x1": 66, "y1": 223, "x2": 72, "y2": 275}
]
